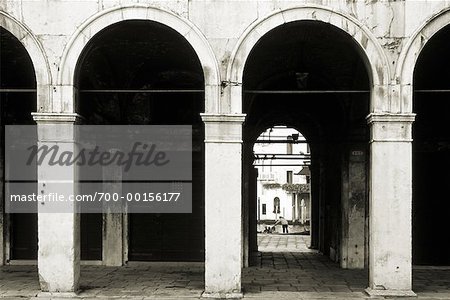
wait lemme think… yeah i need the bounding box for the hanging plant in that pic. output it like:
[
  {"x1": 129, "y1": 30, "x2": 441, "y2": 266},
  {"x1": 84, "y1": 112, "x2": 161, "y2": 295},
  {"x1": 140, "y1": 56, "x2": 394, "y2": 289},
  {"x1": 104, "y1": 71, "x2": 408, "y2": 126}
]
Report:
[
  {"x1": 282, "y1": 183, "x2": 310, "y2": 193},
  {"x1": 262, "y1": 183, "x2": 281, "y2": 189}
]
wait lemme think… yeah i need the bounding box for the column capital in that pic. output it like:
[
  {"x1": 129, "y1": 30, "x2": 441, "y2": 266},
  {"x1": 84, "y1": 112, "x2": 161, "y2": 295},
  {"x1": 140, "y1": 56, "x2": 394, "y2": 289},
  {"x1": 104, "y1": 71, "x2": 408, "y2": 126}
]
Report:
[
  {"x1": 32, "y1": 112, "x2": 85, "y2": 124},
  {"x1": 366, "y1": 113, "x2": 416, "y2": 143},
  {"x1": 32, "y1": 113, "x2": 84, "y2": 143},
  {"x1": 201, "y1": 113, "x2": 246, "y2": 143},
  {"x1": 200, "y1": 113, "x2": 246, "y2": 124},
  {"x1": 366, "y1": 113, "x2": 416, "y2": 124}
]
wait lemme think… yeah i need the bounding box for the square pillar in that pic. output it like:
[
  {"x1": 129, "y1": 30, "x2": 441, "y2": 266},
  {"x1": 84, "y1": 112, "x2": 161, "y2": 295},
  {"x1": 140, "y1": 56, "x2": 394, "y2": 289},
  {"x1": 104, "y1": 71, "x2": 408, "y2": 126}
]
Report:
[
  {"x1": 0, "y1": 131, "x2": 5, "y2": 266},
  {"x1": 0, "y1": 200, "x2": 3, "y2": 266},
  {"x1": 340, "y1": 146, "x2": 367, "y2": 269},
  {"x1": 33, "y1": 113, "x2": 81, "y2": 295},
  {"x1": 102, "y1": 151, "x2": 124, "y2": 266},
  {"x1": 0, "y1": 141, "x2": 4, "y2": 265},
  {"x1": 201, "y1": 113, "x2": 245, "y2": 298},
  {"x1": 365, "y1": 113, "x2": 416, "y2": 297}
]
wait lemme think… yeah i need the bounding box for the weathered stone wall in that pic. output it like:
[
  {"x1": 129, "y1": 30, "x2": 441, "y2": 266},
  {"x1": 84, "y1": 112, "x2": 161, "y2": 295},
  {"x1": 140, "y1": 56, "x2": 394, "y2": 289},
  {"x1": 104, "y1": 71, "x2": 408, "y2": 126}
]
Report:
[{"x1": 0, "y1": 0, "x2": 449, "y2": 113}]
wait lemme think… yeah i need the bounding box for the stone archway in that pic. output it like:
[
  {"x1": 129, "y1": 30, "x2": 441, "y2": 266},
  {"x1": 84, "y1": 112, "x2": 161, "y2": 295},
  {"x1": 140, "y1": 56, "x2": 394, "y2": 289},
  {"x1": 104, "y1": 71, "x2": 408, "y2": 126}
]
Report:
[
  {"x1": 398, "y1": 7, "x2": 450, "y2": 267},
  {"x1": 34, "y1": 5, "x2": 221, "y2": 294},
  {"x1": 396, "y1": 7, "x2": 450, "y2": 113},
  {"x1": 0, "y1": 11, "x2": 51, "y2": 113},
  {"x1": 226, "y1": 5, "x2": 391, "y2": 114},
  {"x1": 0, "y1": 11, "x2": 50, "y2": 267},
  {"x1": 210, "y1": 5, "x2": 416, "y2": 298},
  {"x1": 57, "y1": 4, "x2": 220, "y2": 114}
]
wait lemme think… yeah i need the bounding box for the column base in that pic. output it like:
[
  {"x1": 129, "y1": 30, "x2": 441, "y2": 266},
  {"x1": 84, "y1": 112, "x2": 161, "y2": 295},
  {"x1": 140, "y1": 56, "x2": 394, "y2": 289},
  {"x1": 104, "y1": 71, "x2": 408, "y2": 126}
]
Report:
[
  {"x1": 365, "y1": 288, "x2": 417, "y2": 297},
  {"x1": 37, "y1": 291, "x2": 79, "y2": 298},
  {"x1": 202, "y1": 291, "x2": 243, "y2": 299}
]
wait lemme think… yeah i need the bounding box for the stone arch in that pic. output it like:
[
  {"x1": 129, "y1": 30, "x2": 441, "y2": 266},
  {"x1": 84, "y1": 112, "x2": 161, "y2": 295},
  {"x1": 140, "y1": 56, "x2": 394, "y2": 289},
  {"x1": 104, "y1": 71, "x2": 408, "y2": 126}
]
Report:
[
  {"x1": 226, "y1": 5, "x2": 390, "y2": 113},
  {"x1": 57, "y1": 4, "x2": 220, "y2": 113},
  {"x1": 396, "y1": 7, "x2": 450, "y2": 113},
  {"x1": 0, "y1": 10, "x2": 51, "y2": 112}
]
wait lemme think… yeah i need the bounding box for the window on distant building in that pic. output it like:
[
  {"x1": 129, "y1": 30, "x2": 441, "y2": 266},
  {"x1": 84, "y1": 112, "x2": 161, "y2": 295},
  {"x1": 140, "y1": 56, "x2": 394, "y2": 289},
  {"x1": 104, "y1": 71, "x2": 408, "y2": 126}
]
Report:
[
  {"x1": 262, "y1": 204, "x2": 266, "y2": 215},
  {"x1": 273, "y1": 197, "x2": 280, "y2": 214},
  {"x1": 287, "y1": 170, "x2": 293, "y2": 184}
]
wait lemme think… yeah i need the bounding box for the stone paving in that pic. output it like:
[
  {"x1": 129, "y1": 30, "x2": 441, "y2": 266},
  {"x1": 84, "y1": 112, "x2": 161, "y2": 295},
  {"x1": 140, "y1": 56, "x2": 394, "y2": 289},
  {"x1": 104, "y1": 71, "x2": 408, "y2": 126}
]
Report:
[
  {"x1": 0, "y1": 234, "x2": 449, "y2": 299},
  {"x1": 257, "y1": 232, "x2": 312, "y2": 253},
  {"x1": 244, "y1": 234, "x2": 368, "y2": 297}
]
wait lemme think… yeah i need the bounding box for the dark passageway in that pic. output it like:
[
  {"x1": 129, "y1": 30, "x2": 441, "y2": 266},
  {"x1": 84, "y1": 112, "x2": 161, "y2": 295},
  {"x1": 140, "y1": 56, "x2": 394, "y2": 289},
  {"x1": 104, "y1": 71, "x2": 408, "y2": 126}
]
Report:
[
  {"x1": 413, "y1": 23, "x2": 450, "y2": 266},
  {"x1": 75, "y1": 20, "x2": 205, "y2": 262},
  {"x1": 241, "y1": 21, "x2": 370, "y2": 270},
  {"x1": 0, "y1": 27, "x2": 37, "y2": 260}
]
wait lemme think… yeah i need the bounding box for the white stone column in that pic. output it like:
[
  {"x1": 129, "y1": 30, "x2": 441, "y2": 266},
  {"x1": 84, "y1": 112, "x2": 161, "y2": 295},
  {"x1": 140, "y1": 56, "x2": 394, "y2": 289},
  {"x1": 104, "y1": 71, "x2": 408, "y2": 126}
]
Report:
[
  {"x1": 102, "y1": 151, "x2": 123, "y2": 266},
  {"x1": 292, "y1": 194, "x2": 296, "y2": 221},
  {"x1": 33, "y1": 113, "x2": 81, "y2": 295},
  {"x1": 201, "y1": 113, "x2": 246, "y2": 298},
  {"x1": 365, "y1": 113, "x2": 416, "y2": 297}
]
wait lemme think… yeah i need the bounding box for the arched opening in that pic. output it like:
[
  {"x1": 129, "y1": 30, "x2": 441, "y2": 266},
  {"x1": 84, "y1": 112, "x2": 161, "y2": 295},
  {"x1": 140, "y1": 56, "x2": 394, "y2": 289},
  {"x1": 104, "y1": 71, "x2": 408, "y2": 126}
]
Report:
[
  {"x1": 252, "y1": 126, "x2": 312, "y2": 253},
  {"x1": 241, "y1": 20, "x2": 370, "y2": 290},
  {"x1": 413, "y1": 23, "x2": 450, "y2": 266},
  {"x1": 0, "y1": 27, "x2": 37, "y2": 260},
  {"x1": 75, "y1": 20, "x2": 205, "y2": 262}
]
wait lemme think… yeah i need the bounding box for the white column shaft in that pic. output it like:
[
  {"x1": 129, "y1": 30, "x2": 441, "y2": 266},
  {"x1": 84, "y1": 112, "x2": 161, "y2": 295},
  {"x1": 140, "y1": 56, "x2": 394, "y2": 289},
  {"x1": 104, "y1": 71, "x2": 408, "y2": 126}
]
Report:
[
  {"x1": 366, "y1": 113, "x2": 416, "y2": 297},
  {"x1": 202, "y1": 114, "x2": 245, "y2": 298},
  {"x1": 34, "y1": 113, "x2": 81, "y2": 294}
]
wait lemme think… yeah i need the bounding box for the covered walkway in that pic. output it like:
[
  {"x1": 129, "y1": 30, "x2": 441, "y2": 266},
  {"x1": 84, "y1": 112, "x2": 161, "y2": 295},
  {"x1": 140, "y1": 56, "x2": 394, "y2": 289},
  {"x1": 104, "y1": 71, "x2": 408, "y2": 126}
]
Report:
[{"x1": 0, "y1": 235, "x2": 449, "y2": 299}]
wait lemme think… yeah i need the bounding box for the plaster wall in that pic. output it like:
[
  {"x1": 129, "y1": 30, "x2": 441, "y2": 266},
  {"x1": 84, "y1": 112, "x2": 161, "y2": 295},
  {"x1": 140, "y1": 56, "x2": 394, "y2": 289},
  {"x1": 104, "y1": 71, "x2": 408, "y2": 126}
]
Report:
[{"x1": 1, "y1": 0, "x2": 449, "y2": 114}]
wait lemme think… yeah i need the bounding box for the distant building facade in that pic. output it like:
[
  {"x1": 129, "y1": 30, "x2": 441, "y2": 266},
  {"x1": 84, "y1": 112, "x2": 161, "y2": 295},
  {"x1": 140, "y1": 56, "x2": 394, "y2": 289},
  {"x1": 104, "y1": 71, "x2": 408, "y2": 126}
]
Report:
[{"x1": 254, "y1": 127, "x2": 310, "y2": 223}]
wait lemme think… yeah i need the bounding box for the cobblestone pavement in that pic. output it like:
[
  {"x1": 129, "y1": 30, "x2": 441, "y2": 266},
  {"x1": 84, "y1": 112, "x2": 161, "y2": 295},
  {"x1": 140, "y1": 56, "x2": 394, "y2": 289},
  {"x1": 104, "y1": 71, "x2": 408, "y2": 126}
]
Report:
[
  {"x1": 0, "y1": 234, "x2": 449, "y2": 299},
  {"x1": 257, "y1": 232, "x2": 312, "y2": 252}
]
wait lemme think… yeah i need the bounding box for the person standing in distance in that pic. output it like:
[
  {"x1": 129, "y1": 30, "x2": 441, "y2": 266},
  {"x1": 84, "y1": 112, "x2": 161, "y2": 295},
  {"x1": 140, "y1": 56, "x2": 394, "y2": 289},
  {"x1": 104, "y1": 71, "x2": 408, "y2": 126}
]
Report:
[{"x1": 274, "y1": 216, "x2": 289, "y2": 233}]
